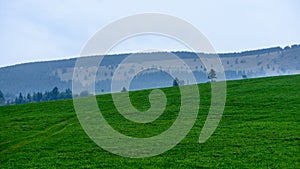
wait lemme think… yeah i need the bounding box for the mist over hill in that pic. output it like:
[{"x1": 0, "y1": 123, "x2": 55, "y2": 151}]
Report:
[{"x1": 0, "y1": 44, "x2": 299, "y2": 100}]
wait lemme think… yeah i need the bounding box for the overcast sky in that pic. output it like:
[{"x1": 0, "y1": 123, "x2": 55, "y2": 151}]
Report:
[{"x1": 0, "y1": 0, "x2": 299, "y2": 68}]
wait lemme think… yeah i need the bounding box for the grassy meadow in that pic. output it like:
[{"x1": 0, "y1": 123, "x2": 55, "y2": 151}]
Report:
[{"x1": 0, "y1": 75, "x2": 299, "y2": 168}]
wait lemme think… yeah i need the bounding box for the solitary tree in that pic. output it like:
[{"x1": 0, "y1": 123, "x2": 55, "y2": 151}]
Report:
[
  {"x1": 173, "y1": 78, "x2": 179, "y2": 87},
  {"x1": 16, "y1": 93, "x2": 24, "y2": 104},
  {"x1": 64, "y1": 88, "x2": 72, "y2": 99},
  {"x1": 50, "y1": 87, "x2": 59, "y2": 100},
  {"x1": 121, "y1": 87, "x2": 127, "y2": 92},
  {"x1": 26, "y1": 93, "x2": 32, "y2": 103},
  {"x1": 208, "y1": 69, "x2": 217, "y2": 82},
  {"x1": 0, "y1": 90, "x2": 5, "y2": 105},
  {"x1": 173, "y1": 78, "x2": 185, "y2": 86}
]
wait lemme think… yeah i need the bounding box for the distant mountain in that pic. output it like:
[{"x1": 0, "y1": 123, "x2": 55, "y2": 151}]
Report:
[{"x1": 0, "y1": 45, "x2": 299, "y2": 100}]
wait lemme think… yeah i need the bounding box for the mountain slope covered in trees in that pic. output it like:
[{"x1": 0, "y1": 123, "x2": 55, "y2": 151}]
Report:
[{"x1": 0, "y1": 44, "x2": 299, "y2": 102}]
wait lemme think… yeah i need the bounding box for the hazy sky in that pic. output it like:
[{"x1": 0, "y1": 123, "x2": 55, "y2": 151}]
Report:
[{"x1": 0, "y1": 0, "x2": 299, "y2": 68}]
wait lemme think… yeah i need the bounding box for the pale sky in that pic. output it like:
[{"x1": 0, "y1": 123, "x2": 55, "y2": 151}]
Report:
[{"x1": 0, "y1": 0, "x2": 299, "y2": 68}]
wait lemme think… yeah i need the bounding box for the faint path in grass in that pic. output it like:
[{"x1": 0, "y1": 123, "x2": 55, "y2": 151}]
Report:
[
  {"x1": 0, "y1": 117, "x2": 77, "y2": 154},
  {"x1": 0, "y1": 117, "x2": 76, "y2": 146}
]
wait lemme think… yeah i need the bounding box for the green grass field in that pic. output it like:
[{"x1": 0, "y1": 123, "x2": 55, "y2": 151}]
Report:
[{"x1": 0, "y1": 75, "x2": 299, "y2": 168}]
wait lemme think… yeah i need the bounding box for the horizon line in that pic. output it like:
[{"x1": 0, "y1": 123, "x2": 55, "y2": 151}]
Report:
[{"x1": 0, "y1": 43, "x2": 299, "y2": 69}]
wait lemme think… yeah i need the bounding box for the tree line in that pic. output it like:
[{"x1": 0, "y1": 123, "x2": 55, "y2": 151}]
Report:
[
  {"x1": 0, "y1": 87, "x2": 72, "y2": 106},
  {"x1": 0, "y1": 69, "x2": 220, "y2": 106}
]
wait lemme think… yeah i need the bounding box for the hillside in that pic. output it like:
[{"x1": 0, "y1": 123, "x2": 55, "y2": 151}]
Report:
[
  {"x1": 0, "y1": 74, "x2": 299, "y2": 168},
  {"x1": 0, "y1": 45, "x2": 299, "y2": 100}
]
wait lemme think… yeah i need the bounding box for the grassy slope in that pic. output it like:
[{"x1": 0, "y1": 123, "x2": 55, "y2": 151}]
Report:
[{"x1": 0, "y1": 75, "x2": 299, "y2": 168}]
